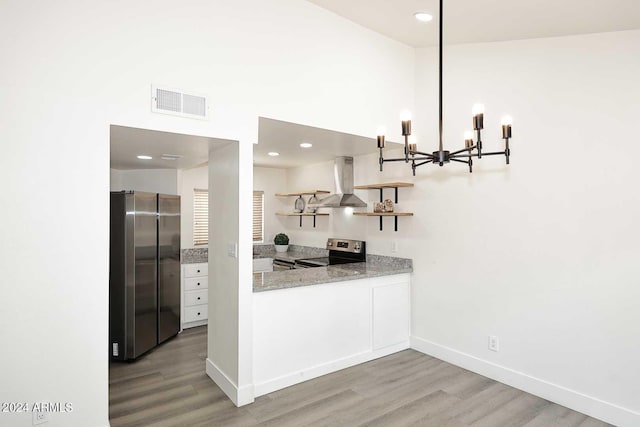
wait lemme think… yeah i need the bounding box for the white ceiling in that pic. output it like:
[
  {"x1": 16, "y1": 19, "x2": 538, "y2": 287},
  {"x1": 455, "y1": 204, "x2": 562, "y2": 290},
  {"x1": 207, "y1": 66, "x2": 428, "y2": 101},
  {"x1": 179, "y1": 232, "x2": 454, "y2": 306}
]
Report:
[
  {"x1": 306, "y1": 0, "x2": 640, "y2": 47},
  {"x1": 110, "y1": 125, "x2": 213, "y2": 170},
  {"x1": 112, "y1": 2, "x2": 640, "y2": 170},
  {"x1": 255, "y1": 118, "x2": 401, "y2": 169},
  {"x1": 111, "y1": 121, "x2": 401, "y2": 171}
]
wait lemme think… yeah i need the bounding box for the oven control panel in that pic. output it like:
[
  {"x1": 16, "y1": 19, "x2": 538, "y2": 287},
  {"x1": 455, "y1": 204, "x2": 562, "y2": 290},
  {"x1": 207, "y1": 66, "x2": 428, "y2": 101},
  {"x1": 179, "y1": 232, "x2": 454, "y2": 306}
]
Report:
[{"x1": 326, "y1": 238, "x2": 365, "y2": 254}]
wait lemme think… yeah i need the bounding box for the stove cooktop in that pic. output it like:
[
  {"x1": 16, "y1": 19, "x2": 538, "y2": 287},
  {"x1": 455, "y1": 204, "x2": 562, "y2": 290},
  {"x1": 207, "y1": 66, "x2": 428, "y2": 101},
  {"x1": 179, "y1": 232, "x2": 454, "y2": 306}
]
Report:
[{"x1": 294, "y1": 238, "x2": 366, "y2": 268}]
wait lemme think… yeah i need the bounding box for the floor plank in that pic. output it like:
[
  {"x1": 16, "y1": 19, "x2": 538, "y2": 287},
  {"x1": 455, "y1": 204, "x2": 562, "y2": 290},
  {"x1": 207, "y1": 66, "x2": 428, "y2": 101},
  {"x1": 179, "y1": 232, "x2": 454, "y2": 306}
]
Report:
[{"x1": 109, "y1": 326, "x2": 614, "y2": 427}]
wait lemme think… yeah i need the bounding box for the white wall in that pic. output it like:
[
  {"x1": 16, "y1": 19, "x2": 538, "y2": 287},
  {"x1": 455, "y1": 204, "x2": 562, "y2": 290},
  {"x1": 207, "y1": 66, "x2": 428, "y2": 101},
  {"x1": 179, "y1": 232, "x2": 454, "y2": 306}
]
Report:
[
  {"x1": 253, "y1": 167, "x2": 287, "y2": 244},
  {"x1": 109, "y1": 168, "x2": 179, "y2": 194},
  {"x1": 411, "y1": 30, "x2": 640, "y2": 427},
  {"x1": 0, "y1": 0, "x2": 414, "y2": 425},
  {"x1": 180, "y1": 164, "x2": 208, "y2": 248},
  {"x1": 282, "y1": 30, "x2": 640, "y2": 427}
]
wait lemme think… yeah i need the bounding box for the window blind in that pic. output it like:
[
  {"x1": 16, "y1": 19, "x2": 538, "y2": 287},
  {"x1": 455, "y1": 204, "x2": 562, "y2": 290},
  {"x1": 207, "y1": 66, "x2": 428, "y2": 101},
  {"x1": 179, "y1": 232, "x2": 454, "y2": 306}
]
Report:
[
  {"x1": 193, "y1": 189, "x2": 208, "y2": 246},
  {"x1": 253, "y1": 191, "x2": 264, "y2": 242}
]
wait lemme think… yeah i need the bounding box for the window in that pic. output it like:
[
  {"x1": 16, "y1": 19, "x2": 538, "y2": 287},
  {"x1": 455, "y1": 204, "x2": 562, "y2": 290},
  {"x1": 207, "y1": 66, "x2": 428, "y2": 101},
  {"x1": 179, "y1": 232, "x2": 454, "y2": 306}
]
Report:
[
  {"x1": 193, "y1": 189, "x2": 263, "y2": 245},
  {"x1": 193, "y1": 188, "x2": 208, "y2": 246},
  {"x1": 253, "y1": 191, "x2": 264, "y2": 242}
]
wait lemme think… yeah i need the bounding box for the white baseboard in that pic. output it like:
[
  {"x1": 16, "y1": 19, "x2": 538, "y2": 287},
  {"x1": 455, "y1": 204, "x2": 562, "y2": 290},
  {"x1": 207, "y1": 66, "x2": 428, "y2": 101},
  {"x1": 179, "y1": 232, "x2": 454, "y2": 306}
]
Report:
[
  {"x1": 410, "y1": 336, "x2": 639, "y2": 427},
  {"x1": 254, "y1": 341, "x2": 410, "y2": 397},
  {"x1": 182, "y1": 319, "x2": 207, "y2": 330},
  {"x1": 205, "y1": 358, "x2": 255, "y2": 407}
]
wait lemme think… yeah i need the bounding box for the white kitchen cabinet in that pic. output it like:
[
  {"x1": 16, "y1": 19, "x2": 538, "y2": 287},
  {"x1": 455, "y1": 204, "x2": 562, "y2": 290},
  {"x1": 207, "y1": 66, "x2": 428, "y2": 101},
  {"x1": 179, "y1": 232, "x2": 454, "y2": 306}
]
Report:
[
  {"x1": 181, "y1": 262, "x2": 208, "y2": 329},
  {"x1": 253, "y1": 273, "x2": 410, "y2": 397}
]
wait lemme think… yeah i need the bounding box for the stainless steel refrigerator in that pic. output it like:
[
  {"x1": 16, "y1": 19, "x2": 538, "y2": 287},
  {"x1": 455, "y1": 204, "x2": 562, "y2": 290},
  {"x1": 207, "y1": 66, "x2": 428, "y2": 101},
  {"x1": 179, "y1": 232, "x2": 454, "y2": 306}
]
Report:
[{"x1": 109, "y1": 191, "x2": 181, "y2": 361}]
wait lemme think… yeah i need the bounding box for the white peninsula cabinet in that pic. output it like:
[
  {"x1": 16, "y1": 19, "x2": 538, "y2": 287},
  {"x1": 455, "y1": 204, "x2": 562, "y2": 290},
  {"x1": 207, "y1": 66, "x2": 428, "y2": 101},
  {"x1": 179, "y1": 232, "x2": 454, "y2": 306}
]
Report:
[
  {"x1": 253, "y1": 273, "x2": 410, "y2": 397},
  {"x1": 181, "y1": 263, "x2": 208, "y2": 330}
]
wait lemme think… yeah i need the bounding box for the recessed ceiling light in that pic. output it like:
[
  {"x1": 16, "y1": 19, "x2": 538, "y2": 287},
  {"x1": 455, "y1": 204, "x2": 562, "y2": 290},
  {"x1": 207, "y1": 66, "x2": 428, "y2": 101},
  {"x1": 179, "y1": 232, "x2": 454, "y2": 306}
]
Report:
[
  {"x1": 267, "y1": 152, "x2": 280, "y2": 157},
  {"x1": 161, "y1": 154, "x2": 182, "y2": 161},
  {"x1": 299, "y1": 143, "x2": 313, "y2": 148},
  {"x1": 414, "y1": 12, "x2": 433, "y2": 22},
  {"x1": 137, "y1": 155, "x2": 152, "y2": 160}
]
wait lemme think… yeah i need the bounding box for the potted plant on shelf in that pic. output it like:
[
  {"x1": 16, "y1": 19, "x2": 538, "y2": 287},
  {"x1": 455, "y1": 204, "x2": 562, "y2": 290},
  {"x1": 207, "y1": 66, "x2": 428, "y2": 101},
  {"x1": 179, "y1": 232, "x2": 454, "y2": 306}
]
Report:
[{"x1": 274, "y1": 233, "x2": 289, "y2": 253}]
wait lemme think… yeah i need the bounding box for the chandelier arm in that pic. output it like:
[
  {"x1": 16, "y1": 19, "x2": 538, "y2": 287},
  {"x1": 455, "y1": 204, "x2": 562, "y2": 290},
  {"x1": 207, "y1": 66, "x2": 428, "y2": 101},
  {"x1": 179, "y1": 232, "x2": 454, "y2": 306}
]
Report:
[
  {"x1": 413, "y1": 160, "x2": 434, "y2": 168},
  {"x1": 382, "y1": 157, "x2": 417, "y2": 163},
  {"x1": 449, "y1": 145, "x2": 477, "y2": 156},
  {"x1": 476, "y1": 150, "x2": 508, "y2": 157},
  {"x1": 451, "y1": 150, "x2": 507, "y2": 159},
  {"x1": 411, "y1": 150, "x2": 434, "y2": 157},
  {"x1": 450, "y1": 153, "x2": 477, "y2": 159},
  {"x1": 449, "y1": 158, "x2": 470, "y2": 165}
]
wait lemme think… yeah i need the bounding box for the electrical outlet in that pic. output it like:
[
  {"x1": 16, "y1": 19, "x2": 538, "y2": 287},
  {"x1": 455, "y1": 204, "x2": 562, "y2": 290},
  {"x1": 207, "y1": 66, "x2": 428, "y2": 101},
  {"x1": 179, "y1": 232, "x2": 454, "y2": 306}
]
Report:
[
  {"x1": 33, "y1": 410, "x2": 48, "y2": 425},
  {"x1": 488, "y1": 335, "x2": 499, "y2": 352},
  {"x1": 391, "y1": 241, "x2": 399, "y2": 253}
]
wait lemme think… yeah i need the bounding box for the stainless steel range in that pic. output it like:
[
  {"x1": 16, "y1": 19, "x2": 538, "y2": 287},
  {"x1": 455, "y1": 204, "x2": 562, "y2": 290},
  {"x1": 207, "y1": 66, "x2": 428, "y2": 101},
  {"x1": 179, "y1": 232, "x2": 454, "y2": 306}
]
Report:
[{"x1": 294, "y1": 238, "x2": 366, "y2": 268}]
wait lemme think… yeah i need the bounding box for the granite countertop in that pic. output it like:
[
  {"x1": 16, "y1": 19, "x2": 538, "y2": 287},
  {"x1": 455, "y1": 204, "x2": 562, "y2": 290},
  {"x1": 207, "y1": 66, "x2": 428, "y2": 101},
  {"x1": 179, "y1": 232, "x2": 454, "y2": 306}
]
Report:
[
  {"x1": 253, "y1": 250, "x2": 316, "y2": 262},
  {"x1": 253, "y1": 244, "x2": 328, "y2": 262},
  {"x1": 182, "y1": 248, "x2": 208, "y2": 264},
  {"x1": 253, "y1": 254, "x2": 412, "y2": 292}
]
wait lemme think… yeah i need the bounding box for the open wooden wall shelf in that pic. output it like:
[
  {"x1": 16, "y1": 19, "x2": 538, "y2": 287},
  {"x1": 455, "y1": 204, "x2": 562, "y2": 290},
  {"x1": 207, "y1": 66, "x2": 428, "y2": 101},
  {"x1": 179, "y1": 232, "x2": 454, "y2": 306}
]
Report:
[
  {"x1": 353, "y1": 182, "x2": 414, "y2": 190},
  {"x1": 353, "y1": 182, "x2": 414, "y2": 231},
  {"x1": 352, "y1": 212, "x2": 414, "y2": 217},
  {"x1": 275, "y1": 190, "x2": 330, "y2": 197},
  {"x1": 275, "y1": 191, "x2": 331, "y2": 227}
]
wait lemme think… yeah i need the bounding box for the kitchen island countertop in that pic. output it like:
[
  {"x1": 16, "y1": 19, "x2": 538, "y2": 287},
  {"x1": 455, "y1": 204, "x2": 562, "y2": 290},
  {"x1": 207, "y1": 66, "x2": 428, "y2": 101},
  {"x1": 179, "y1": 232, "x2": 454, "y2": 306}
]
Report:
[
  {"x1": 253, "y1": 244, "x2": 328, "y2": 262},
  {"x1": 253, "y1": 258, "x2": 412, "y2": 292}
]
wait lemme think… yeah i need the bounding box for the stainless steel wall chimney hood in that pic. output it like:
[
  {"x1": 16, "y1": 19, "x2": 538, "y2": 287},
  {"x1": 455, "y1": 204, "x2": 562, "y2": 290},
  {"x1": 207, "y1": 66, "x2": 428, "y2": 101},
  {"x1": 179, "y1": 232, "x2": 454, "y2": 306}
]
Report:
[{"x1": 310, "y1": 157, "x2": 367, "y2": 208}]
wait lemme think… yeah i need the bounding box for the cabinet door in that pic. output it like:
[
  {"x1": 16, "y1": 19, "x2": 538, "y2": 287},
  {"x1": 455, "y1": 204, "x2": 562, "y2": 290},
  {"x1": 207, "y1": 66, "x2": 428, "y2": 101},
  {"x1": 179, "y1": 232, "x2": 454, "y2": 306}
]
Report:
[
  {"x1": 185, "y1": 264, "x2": 208, "y2": 277},
  {"x1": 184, "y1": 289, "x2": 208, "y2": 306},
  {"x1": 185, "y1": 277, "x2": 208, "y2": 291},
  {"x1": 372, "y1": 282, "x2": 410, "y2": 350},
  {"x1": 185, "y1": 305, "x2": 208, "y2": 322}
]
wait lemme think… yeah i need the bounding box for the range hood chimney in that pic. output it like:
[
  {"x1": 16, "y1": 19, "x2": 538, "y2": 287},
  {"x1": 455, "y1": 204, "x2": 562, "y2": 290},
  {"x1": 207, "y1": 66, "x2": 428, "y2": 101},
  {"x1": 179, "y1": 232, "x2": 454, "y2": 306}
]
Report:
[{"x1": 311, "y1": 156, "x2": 367, "y2": 208}]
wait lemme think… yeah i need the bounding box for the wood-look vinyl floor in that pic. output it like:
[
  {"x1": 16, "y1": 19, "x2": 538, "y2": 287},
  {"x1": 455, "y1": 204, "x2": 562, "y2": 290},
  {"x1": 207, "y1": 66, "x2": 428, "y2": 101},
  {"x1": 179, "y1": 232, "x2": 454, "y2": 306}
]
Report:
[{"x1": 109, "y1": 326, "x2": 613, "y2": 427}]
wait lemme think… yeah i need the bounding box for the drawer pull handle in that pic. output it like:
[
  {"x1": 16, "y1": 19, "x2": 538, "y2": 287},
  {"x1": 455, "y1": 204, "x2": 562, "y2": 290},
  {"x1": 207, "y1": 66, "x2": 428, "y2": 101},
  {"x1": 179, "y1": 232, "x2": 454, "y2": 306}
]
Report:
[
  {"x1": 197, "y1": 297, "x2": 201, "y2": 300},
  {"x1": 197, "y1": 312, "x2": 201, "y2": 316},
  {"x1": 197, "y1": 270, "x2": 200, "y2": 273}
]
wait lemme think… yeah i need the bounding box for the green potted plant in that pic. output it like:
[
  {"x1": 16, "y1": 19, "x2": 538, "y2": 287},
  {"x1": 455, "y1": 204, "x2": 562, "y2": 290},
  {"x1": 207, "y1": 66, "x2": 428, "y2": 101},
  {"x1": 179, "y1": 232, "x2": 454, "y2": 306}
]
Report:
[{"x1": 274, "y1": 233, "x2": 290, "y2": 253}]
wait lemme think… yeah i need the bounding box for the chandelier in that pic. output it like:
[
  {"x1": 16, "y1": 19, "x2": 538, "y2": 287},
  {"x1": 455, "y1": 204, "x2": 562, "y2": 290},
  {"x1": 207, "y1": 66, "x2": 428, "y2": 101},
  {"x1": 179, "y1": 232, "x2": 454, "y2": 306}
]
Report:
[{"x1": 376, "y1": 0, "x2": 513, "y2": 176}]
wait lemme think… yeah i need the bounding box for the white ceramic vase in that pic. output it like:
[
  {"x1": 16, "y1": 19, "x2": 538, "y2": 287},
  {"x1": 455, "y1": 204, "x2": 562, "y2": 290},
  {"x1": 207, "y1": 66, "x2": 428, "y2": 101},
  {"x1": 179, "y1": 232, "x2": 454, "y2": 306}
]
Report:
[{"x1": 274, "y1": 244, "x2": 289, "y2": 253}]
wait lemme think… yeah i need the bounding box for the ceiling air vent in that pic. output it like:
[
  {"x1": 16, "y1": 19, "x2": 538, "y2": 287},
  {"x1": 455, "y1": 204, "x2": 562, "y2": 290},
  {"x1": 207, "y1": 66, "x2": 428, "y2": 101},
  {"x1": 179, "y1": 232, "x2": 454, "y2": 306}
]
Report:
[
  {"x1": 151, "y1": 85, "x2": 208, "y2": 120},
  {"x1": 161, "y1": 154, "x2": 182, "y2": 161}
]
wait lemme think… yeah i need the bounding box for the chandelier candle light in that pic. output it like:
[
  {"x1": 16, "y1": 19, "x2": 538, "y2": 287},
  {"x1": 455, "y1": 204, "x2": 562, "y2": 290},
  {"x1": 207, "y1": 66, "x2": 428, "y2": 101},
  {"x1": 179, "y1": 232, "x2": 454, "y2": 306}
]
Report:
[{"x1": 377, "y1": 0, "x2": 513, "y2": 176}]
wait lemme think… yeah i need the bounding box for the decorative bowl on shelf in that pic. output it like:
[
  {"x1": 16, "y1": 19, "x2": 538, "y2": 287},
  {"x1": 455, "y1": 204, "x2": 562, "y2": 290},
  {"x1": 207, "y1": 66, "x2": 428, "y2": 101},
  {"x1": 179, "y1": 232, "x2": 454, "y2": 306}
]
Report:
[
  {"x1": 294, "y1": 195, "x2": 305, "y2": 213},
  {"x1": 306, "y1": 195, "x2": 318, "y2": 213}
]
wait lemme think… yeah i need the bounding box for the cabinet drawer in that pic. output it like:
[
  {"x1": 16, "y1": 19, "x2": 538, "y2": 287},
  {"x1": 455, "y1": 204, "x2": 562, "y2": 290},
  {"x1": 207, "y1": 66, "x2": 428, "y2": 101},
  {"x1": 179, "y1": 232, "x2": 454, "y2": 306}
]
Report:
[
  {"x1": 185, "y1": 276, "x2": 208, "y2": 291},
  {"x1": 185, "y1": 289, "x2": 208, "y2": 306},
  {"x1": 185, "y1": 305, "x2": 208, "y2": 322},
  {"x1": 184, "y1": 264, "x2": 208, "y2": 278}
]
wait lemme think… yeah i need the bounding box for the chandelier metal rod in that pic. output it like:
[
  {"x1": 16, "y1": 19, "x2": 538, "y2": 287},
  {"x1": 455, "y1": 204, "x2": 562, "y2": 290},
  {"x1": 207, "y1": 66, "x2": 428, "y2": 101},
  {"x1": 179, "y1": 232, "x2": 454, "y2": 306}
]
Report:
[{"x1": 438, "y1": 0, "x2": 444, "y2": 153}]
